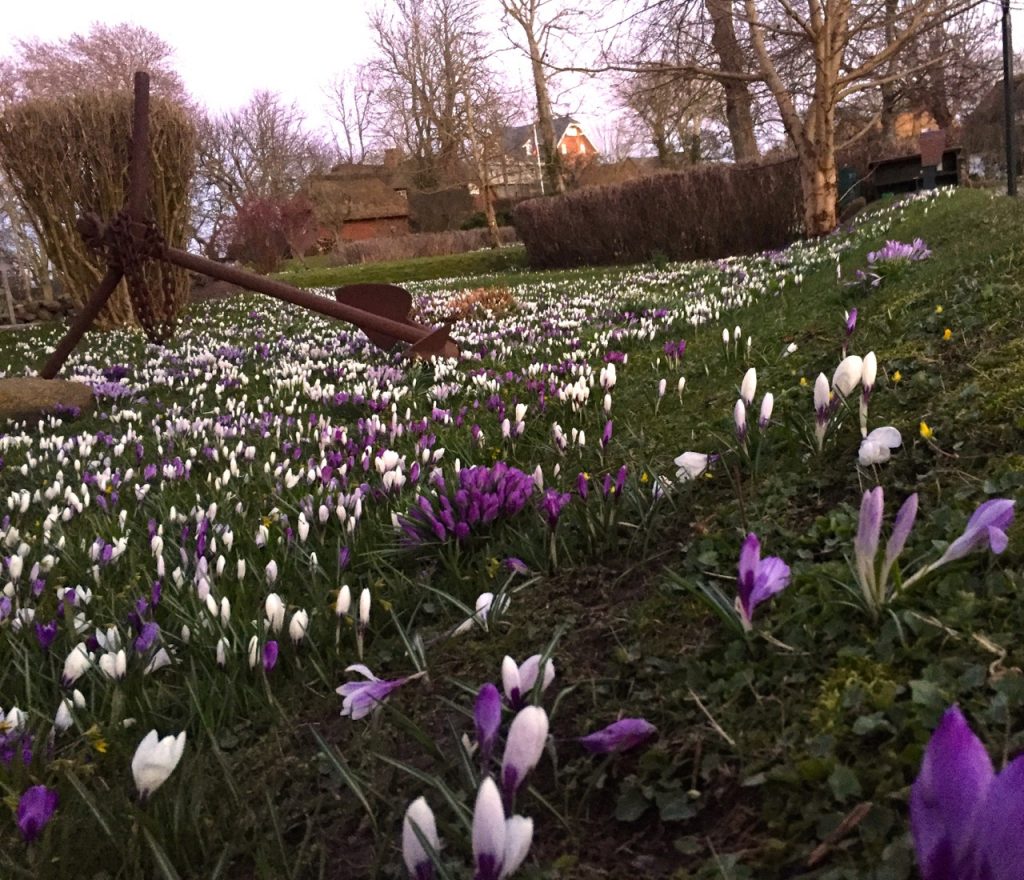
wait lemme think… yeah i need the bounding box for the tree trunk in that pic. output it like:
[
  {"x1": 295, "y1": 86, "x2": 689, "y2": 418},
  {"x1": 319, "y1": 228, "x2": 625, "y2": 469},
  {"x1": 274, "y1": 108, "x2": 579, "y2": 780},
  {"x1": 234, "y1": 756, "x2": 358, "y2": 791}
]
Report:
[
  {"x1": 879, "y1": 0, "x2": 899, "y2": 142},
  {"x1": 464, "y1": 92, "x2": 501, "y2": 248},
  {"x1": 706, "y1": 0, "x2": 760, "y2": 162},
  {"x1": 527, "y1": 33, "x2": 565, "y2": 195},
  {"x1": 798, "y1": 134, "x2": 838, "y2": 236}
]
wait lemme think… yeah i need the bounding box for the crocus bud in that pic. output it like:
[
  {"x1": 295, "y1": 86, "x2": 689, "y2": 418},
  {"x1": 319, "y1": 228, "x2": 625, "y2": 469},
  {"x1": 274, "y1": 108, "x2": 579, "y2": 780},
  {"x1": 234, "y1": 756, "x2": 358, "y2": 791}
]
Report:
[
  {"x1": 265, "y1": 593, "x2": 285, "y2": 633},
  {"x1": 131, "y1": 729, "x2": 186, "y2": 799},
  {"x1": 335, "y1": 585, "x2": 351, "y2": 616},
  {"x1": 475, "y1": 683, "x2": 502, "y2": 768},
  {"x1": 501, "y1": 706, "x2": 549, "y2": 799},
  {"x1": 402, "y1": 796, "x2": 440, "y2": 880},
  {"x1": 289, "y1": 609, "x2": 309, "y2": 645},
  {"x1": 358, "y1": 588, "x2": 371, "y2": 628},
  {"x1": 265, "y1": 559, "x2": 278, "y2": 585},
  {"x1": 99, "y1": 649, "x2": 127, "y2": 680},
  {"x1": 734, "y1": 399, "x2": 747, "y2": 443},
  {"x1": 216, "y1": 636, "x2": 229, "y2": 667},
  {"x1": 758, "y1": 393, "x2": 774, "y2": 430},
  {"x1": 740, "y1": 368, "x2": 757, "y2": 407}
]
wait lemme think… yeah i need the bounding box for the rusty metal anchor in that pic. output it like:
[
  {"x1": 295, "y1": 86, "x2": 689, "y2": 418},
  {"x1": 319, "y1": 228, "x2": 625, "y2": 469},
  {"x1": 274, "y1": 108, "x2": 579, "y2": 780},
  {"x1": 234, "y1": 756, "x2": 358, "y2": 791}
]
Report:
[{"x1": 38, "y1": 71, "x2": 458, "y2": 381}]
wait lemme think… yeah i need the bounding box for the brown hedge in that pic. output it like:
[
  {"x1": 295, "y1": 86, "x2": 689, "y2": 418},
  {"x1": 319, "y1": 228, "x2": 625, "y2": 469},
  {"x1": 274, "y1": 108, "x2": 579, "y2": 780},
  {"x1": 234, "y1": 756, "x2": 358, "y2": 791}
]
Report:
[
  {"x1": 0, "y1": 91, "x2": 195, "y2": 331},
  {"x1": 512, "y1": 159, "x2": 802, "y2": 269}
]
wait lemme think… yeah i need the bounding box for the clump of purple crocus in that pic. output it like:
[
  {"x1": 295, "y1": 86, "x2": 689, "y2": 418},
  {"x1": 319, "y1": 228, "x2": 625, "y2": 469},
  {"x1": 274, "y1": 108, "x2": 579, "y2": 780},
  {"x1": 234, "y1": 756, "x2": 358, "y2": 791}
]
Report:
[
  {"x1": 911, "y1": 705, "x2": 1024, "y2": 880},
  {"x1": 398, "y1": 462, "x2": 535, "y2": 546},
  {"x1": 735, "y1": 533, "x2": 791, "y2": 630},
  {"x1": 867, "y1": 238, "x2": 931, "y2": 265}
]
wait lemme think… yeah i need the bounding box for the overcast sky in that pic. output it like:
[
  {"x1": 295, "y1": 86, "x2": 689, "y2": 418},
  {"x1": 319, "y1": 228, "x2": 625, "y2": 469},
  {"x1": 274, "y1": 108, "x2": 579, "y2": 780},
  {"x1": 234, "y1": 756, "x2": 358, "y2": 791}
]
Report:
[
  {"x1": 3, "y1": 2, "x2": 1021, "y2": 153},
  {"x1": 0, "y1": 1, "x2": 606, "y2": 142}
]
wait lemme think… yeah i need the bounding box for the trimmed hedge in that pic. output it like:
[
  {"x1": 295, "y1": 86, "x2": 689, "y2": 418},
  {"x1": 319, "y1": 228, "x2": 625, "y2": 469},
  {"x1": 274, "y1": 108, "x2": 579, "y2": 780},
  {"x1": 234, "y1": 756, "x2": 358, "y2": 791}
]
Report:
[{"x1": 512, "y1": 159, "x2": 802, "y2": 268}]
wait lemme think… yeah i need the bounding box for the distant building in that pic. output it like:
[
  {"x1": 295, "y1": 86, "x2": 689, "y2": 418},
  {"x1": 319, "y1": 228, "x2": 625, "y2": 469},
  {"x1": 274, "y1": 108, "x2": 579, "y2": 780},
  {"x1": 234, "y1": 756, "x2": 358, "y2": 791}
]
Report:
[
  {"x1": 491, "y1": 116, "x2": 599, "y2": 199},
  {"x1": 305, "y1": 160, "x2": 411, "y2": 243}
]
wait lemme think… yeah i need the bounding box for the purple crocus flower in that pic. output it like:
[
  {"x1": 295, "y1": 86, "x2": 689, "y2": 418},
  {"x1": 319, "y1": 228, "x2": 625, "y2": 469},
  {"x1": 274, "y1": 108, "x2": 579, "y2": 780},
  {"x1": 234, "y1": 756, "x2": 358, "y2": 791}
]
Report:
[
  {"x1": 935, "y1": 499, "x2": 1015, "y2": 567},
  {"x1": 35, "y1": 620, "x2": 59, "y2": 651},
  {"x1": 262, "y1": 640, "x2": 279, "y2": 672},
  {"x1": 337, "y1": 664, "x2": 416, "y2": 720},
  {"x1": 540, "y1": 489, "x2": 571, "y2": 529},
  {"x1": 845, "y1": 307, "x2": 858, "y2": 337},
  {"x1": 475, "y1": 683, "x2": 502, "y2": 768},
  {"x1": 911, "y1": 705, "x2": 1024, "y2": 880},
  {"x1": 578, "y1": 718, "x2": 657, "y2": 754},
  {"x1": 16, "y1": 785, "x2": 58, "y2": 842},
  {"x1": 735, "y1": 533, "x2": 791, "y2": 629}
]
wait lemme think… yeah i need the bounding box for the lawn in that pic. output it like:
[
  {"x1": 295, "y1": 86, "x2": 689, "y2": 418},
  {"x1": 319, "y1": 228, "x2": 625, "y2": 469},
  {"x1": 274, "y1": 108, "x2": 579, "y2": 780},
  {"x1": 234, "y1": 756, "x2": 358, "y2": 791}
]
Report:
[
  {"x1": 0, "y1": 187, "x2": 1021, "y2": 879},
  {"x1": 272, "y1": 244, "x2": 527, "y2": 288}
]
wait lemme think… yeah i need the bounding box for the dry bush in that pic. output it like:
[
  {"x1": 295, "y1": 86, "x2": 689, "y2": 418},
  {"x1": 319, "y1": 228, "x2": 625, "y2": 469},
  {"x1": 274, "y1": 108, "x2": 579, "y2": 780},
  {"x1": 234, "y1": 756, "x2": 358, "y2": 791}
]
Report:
[
  {"x1": 327, "y1": 226, "x2": 518, "y2": 265},
  {"x1": 444, "y1": 285, "x2": 518, "y2": 320},
  {"x1": 0, "y1": 90, "x2": 195, "y2": 330},
  {"x1": 512, "y1": 159, "x2": 802, "y2": 269}
]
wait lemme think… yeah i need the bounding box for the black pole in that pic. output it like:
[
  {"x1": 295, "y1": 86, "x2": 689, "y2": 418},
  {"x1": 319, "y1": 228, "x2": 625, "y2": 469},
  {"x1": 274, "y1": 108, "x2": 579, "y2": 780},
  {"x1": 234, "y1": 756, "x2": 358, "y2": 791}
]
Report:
[{"x1": 1003, "y1": 0, "x2": 1016, "y2": 196}]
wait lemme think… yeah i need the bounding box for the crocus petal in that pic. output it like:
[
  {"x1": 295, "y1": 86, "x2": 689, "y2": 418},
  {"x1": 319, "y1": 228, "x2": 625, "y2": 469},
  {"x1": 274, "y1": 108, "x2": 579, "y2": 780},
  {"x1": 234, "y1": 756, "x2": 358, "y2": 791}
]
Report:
[
  {"x1": 736, "y1": 533, "x2": 761, "y2": 618},
  {"x1": 911, "y1": 706, "x2": 993, "y2": 878},
  {"x1": 970, "y1": 753, "x2": 1024, "y2": 880},
  {"x1": 751, "y1": 556, "x2": 791, "y2": 607},
  {"x1": 937, "y1": 499, "x2": 1015, "y2": 566},
  {"x1": 854, "y1": 487, "x2": 884, "y2": 596},
  {"x1": 472, "y1": 777, "x2": 506, "y2": 880},
  {"x1": 501, "y1": 815, "x2": 533, "y2": 878}
]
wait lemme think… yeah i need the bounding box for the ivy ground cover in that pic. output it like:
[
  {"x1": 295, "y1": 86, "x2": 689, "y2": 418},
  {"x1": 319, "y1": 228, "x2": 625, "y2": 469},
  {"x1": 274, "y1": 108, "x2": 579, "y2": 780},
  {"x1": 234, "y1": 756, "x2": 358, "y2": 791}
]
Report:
[{"x1": 0, "y1": 187, "x2": 1022, "y2": 879}]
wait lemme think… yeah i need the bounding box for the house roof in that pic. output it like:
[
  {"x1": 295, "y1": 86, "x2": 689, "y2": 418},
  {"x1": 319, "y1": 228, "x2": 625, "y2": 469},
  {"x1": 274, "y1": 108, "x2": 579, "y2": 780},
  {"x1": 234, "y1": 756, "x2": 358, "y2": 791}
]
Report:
[
  {"x1": 306, "y1": 174, "x2": 409, "y2": 222},
  {"x1": 966, "y1": 74, "x2": 1024, "y2": 126},
  {"x1": 501, "y1": 116, "x2": 585, "y2": 153}
]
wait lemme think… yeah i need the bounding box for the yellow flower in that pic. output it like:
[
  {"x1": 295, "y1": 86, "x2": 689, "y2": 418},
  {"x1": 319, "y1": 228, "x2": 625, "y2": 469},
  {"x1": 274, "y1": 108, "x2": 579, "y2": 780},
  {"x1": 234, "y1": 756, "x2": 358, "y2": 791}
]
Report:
[
  {"x1": 919, "y1": 421, "x2": 934, "y2": 440},
  {"x1": 799, "y1": 376, "x2": 808, "y2": 387},
  {"x1": 640, "y1": 472, "x2": 650, "y2": 483},
  {"x1": 942, "y1": 328, "x2": 952, "y2": 341},
  {"x1": 935, "y1": 305, "x2": 943, "y2": 314},
  {"x1": 486, "y1": 557, "x2": 500, "y2": 578},
  {"x1": 86, "y1": 725, "x2": 108, "y2": 754},
  {"x1": 892, "y1": 370, "x2": 902, "y2": 384},
  {"x1": 260, "y1": 515, "x2": 272, "y2": 528}
]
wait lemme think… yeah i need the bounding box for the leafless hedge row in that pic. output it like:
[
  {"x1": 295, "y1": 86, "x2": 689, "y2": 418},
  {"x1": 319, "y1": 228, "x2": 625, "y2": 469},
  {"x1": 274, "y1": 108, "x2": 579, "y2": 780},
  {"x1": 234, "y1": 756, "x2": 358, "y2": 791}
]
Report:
[{"x1": 512, "y1": 159, "x2": 803, "y2": 269}]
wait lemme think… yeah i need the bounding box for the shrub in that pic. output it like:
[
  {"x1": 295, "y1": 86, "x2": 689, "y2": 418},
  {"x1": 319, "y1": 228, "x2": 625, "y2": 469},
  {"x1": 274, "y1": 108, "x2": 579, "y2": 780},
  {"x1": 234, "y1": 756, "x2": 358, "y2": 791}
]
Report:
[
  {"x1": 512, "y1": 159, "x2": 802, "y2": 269},
  {"x1": 0, "y1": 90, "x2": 194, "y2": 330}
]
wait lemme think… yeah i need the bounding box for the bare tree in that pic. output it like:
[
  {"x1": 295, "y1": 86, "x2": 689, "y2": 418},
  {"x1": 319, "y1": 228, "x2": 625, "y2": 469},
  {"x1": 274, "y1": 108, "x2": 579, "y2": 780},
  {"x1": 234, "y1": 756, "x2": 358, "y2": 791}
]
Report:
[
  {"x1": 499, "y1": 0, "x2": 590, "y2": 195},
  {"x1": 8, "y1": 22, "x2": 188, "y2": 102},
  {"x1": 616, "y1": 64, "x2": 727, "y2": 165},
  {"x1": 368, "y1": 0, "x2": 480, "y2": 188},
  {"x1": 325, "y1": 64, "x2": 383, "y2": 164},
  {"x1": 193, "y1": 92, "x2": 334, "y2": 257}
]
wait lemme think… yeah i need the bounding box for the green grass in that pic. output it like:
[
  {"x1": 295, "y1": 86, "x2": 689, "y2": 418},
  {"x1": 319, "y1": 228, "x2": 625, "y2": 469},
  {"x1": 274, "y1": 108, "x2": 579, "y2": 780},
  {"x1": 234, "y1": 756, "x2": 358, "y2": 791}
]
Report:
[
  {"x1": 272, "y1": 244, "x2": 528, "y2": 288},
  {"x1": 1, "y1": 187, "x2": 1022, "y2": 879}
]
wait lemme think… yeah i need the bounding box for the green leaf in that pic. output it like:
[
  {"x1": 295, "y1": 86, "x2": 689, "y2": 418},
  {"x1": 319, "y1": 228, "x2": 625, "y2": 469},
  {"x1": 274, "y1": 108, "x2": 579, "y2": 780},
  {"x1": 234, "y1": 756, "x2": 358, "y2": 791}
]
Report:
[
  {"x1": 615, "y1": 786, "x2": 651, "y2": 822},
  {"x1": 828, "y1": 764, "x2": 862, "y2": 803}
]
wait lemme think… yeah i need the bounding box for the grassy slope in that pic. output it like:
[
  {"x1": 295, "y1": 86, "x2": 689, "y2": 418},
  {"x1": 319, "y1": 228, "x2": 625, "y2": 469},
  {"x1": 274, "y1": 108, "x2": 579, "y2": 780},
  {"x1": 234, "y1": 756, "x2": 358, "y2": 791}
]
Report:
[
  {"x1": 1, "y1": 189, "x2": 1022, "y2": 879},
  {"x1": 272, "y1": 189, "x2": 1024, "y2": 879}
]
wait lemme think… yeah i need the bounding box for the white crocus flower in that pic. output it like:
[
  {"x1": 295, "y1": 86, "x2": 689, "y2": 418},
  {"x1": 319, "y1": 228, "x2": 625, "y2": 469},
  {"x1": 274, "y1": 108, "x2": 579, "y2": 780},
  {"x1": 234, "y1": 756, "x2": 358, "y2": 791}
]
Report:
[{"x1": 131, "y1": 730, "x2": 186, "y2": 799}]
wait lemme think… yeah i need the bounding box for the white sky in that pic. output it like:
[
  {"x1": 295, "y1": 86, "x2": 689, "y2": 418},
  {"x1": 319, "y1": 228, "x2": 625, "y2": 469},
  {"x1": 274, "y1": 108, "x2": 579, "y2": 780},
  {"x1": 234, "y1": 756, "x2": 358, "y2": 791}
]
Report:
[
  {"x1": 0, "y1": 0, "x2": 605, "y2": 143},
  {"x1": 2, "y1": 2, "x2": 1023, "y2": 153}
]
